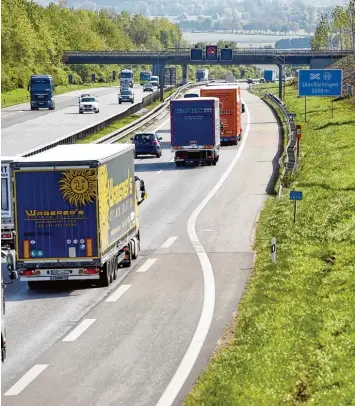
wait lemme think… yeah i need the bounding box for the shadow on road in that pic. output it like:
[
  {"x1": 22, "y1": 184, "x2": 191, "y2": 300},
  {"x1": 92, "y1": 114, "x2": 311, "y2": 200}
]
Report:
[
  {"x1": 4, "y1": 280, "x2": 102, "y2": 302},
  {"x1": 135, "y1": 161, "x2": 209, "y2": 172}
]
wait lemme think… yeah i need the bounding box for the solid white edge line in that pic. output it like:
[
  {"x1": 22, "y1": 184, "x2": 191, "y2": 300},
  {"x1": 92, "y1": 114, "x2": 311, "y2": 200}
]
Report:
[
  {"x1": 105, "y1": 284, "x2": 131, "y2": 303},
  {"x1": 161, "y1": 236, "x2": 178, "y2": 249},
  {"x1": 4, "y1": 364, "x2": 49, "y2": 396},
  {"x1": 62, "y1": 318, "x2": 96, "y2": 342},
  {"x1": 156, "y1": 170, "x2": 163, "y2": 175},
  {"x1": 155, "y1": 98, "x2": 251, "y2": 406},
  {"x1": 136, "y1": 258, "x2": 158, "y2": 273}
]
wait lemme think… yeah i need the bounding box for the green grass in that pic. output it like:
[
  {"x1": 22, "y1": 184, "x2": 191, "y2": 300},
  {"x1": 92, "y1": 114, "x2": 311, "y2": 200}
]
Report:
[
  {"x1": 1, "y1": 82, "x2": 118, "y2": 108},
  {"x1": 184, "y1": 84, "x2": 355, "y2": 405},
  {"x1": 78, "y1": 88, "x2": 176, "y2": 144}
]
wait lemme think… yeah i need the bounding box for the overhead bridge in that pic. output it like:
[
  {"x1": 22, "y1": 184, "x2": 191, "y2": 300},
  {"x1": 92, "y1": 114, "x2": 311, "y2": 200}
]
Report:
[
  {"x1": 62, "y1": 48, "x2": 353, "y2": 101},
  {"x1": 63, "y1": 48, "x2": 352, "y2": 67}
]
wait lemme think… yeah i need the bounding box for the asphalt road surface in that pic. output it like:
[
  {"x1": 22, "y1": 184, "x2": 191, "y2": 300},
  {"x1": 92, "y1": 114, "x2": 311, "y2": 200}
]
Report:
[
  {"x1": 1, "y1": 86, "x2": 281, "y2": 406},
  {"x1": 1, "y1": 85, "x2": 149, "y2": 156}
]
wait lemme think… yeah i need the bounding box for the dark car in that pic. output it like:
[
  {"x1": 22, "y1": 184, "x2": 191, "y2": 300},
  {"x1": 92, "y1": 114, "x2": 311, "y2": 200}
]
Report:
[
  {"x1": 131, "y1": 132, "x2": 163, "y2": 158},
  {"x1": 119, "y1": 89, "x2": 134, "y2": 104}
]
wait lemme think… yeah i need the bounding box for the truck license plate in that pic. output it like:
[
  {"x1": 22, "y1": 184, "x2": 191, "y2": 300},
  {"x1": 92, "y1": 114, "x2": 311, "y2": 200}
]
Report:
[
  {"x1": 51, "y1": 269, "x2": 70, "y2": 275},
  {"x1": 50, "y1": 276, "x2": 69, "y2": 281}
]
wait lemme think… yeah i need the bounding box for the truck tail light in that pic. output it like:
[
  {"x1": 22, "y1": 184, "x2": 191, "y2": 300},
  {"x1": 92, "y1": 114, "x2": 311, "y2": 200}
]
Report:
[
  {"x1": 1, "y1": 233, "x2": 11, "y2": 239},
  {"x1": 83, "y1": 268, "x2": 100, "y2": 275},
  {"x1": 21, "y1": 270, "x2": 36, "y2": 276}
]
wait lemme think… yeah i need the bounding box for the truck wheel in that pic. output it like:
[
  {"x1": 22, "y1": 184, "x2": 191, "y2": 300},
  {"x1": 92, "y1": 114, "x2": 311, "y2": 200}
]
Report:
[
  {"x1": 113, "y1": 258, "x2": 118, "y2": 280},
  {"x1": 121, "y1": 246, "x2": 132, "y2": 268},
  {"x1": 1, "y1": 335, "x2": 5, "y2": 363},
  {"x1": 99, "y1": 264, "x2": 110, "y2": 287},
  {"x1": 131, "y1": 237, "x2": 139, "y2": 259},
  {"x1": 212, "y1": 159, "x2": 217, "y2": 166},
  {"x1": 79, "y1": 111, "x2": 83, "y2": 114}
]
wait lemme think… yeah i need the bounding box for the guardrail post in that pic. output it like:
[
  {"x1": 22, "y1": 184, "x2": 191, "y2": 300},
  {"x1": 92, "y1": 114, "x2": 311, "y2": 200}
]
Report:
[
  {"x1": 278, "y1": 65, "x2": 283, "y2": 100},
  {"x1": 159, "y1": 66, "x2": 165, "y2": 102}
]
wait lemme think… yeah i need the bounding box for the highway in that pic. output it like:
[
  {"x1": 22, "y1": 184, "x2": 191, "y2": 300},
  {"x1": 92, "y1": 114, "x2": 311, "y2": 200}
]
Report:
[
  {"x1": 1, "y1": 85, "x2": 147, "y2": 157},
  {"x1": 1, "y1": 86, "x2": 280, "y2": 405}
]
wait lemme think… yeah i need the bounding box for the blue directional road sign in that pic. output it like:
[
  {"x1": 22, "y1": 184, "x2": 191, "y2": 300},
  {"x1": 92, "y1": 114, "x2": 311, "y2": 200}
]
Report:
[
  {"x1": 190, "y1": 48, "x2": 203, "y2": 61},
  {"x1": 289, "y1": 191, "x2": 303, "y2": 201},
  {"x1": 298, "y1": 69, "x2": 343, "y2": 97},
  {"x1": 220, "y1": 48, "x2": 233, "y2": 61}
]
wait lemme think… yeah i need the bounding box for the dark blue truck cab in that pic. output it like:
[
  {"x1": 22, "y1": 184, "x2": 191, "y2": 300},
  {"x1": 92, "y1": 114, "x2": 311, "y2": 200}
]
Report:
[{"x1": 28, "y1": 74, "x2": 56, "y2": 110}]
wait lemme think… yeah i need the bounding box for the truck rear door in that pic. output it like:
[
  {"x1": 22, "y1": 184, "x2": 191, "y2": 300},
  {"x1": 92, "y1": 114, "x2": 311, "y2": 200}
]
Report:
[
  {"x1": 14, "y1": 168, "x2": 99, "y2": 261},
  {"x1": 171, "y1": 100, "x2": 216, "y2": 148}
]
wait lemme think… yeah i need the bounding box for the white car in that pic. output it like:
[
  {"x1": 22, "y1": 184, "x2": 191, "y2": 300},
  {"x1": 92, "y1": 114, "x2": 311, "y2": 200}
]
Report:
[
  {"x1": 78, "y1": 93, "x2": 92, "y2": 103},
  {"x1": 79, "y1": 96, "x2": 99, "y2": 114}
]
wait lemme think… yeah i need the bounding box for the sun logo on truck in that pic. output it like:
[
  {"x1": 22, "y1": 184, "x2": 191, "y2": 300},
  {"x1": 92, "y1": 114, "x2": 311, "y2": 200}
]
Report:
[{"x1": 59, "y1": 169, "x2": 97, "y2": 206}]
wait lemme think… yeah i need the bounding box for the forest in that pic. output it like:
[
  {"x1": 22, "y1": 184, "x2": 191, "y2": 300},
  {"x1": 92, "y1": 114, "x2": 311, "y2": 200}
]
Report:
[
  {"x1": 1, "y1": 0, "x2": 260, "y2": 93},
  {"x1": 1, "y1": 0, "x2": 182, "y2": 91},
  {"x1": 311, "y1": 1, "x2": 355, "y2": 50}
]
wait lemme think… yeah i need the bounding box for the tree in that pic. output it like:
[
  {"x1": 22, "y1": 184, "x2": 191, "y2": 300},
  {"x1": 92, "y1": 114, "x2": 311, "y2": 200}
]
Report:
[
  {"x1": 311, "y1": 14, "x2": 330, "y2": 50},
  {"x1": 332, "y1": 6, "x2": 348, "y2": 51},
  {"x1": 348, "y1": 0, "x2": 355, "y2": 53}
]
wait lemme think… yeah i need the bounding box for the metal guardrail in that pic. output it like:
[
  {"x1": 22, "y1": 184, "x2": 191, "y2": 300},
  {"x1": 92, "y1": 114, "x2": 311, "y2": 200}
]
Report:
[
  {"x1": 20, "y1": 83, "x2": 198, "y2": 157},
  {"x1": 264, "y1": 93, "x2": 297, "y2": 173}
]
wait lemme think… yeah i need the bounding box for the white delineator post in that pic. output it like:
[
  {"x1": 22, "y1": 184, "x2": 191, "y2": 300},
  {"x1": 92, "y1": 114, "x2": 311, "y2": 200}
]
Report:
[{"x1": 271, "y1": 237, "x2": 276, "y2": 263}]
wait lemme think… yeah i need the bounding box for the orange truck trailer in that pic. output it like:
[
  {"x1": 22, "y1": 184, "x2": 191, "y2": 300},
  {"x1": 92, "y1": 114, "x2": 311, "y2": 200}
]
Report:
[{"x1": 200, "y1": 86, "x2": 244, "y2": 145}]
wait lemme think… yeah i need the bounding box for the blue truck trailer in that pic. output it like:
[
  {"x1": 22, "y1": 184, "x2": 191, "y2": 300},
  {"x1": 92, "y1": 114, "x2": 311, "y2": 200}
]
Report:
[
  {"x1": 264, "y1": 70, "x2": 276, "y2": 83},
  {"x1": 27, "y1": 74, "x2": 56, "y2": 110},
  {"x1": 196, "y1": 69, "x2": 209, "y2": 82},
  {"x1": 170, "y1": 97, "x2": 220, "y2": 167},
  {"x1": 11, "y1": 144, "x2": 147, "y2": 289}
]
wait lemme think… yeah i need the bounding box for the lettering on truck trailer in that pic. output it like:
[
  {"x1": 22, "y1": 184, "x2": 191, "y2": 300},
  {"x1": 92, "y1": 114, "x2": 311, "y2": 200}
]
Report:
[
  {"x1": 98, "y1": 165, "x2": 136, "y2": 251},
  {"x1": 175, "y1": 108, "x2": 213, "y2": 114}
]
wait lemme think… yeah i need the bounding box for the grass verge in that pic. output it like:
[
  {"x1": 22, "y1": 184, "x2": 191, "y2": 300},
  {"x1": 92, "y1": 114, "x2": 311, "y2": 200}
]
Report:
[
  {"x1": 78, "y1": 88, "x2": 175, "y2": 144},
  {"x1": 1, "y1": 82, "x2": 117, "y2": 108},
  {"x1": 184, "y1": 84, "x2": 355, "y2": 405}
]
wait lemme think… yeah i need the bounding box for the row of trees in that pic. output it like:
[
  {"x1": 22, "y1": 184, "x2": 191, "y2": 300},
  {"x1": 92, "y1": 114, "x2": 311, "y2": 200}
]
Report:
[
  {"x1": 179, "y1": 18, "x2": 315, "y2": 35},
  {"x1": 1, "y1": 0, "x2": 182, "y2": 91},
  {"x1": 275, "y1": 37, "x2": 312, "y2": 48},
  {"x1": 311, "y1": 1, "x2": 355, "y2": 51}
]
